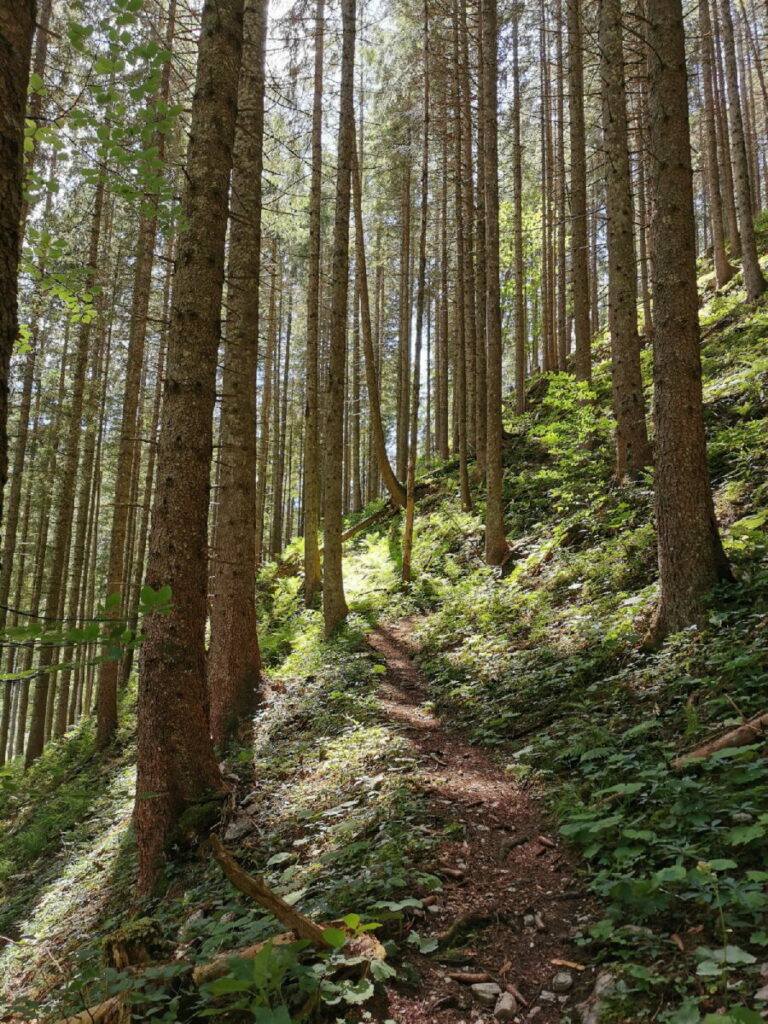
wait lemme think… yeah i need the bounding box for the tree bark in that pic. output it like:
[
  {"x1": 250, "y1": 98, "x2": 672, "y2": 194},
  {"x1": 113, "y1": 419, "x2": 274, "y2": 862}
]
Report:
[
  {"x1": 646, "y1": 0, "x2": 732, "y2": 640},
  {"x1": 717, "y1": 0, "x2": 766, "y2": 301},
  {"x1": 481, "y1": 0, "x2": 508, "y2": 567},
  {"x1": 598, "y1": 0, "x2": 651, "y2": 481},
  {"x1": 322, "y1": 0, "x2": 355, "y2": 636},
  {"x1": 302, "y1": 0, "x2": 324, "y2": 605},
  {"x1": 699, "y1": 0, "x2": 736, "y2": 289},
  {"x1": 134, "y1": 0, "x2": 243, "y2": 893},
  {"x1": 207, "y1": 0, "x2": 267, "y2": 747},
  {"x1": 351, "y1": 145, "x2": 406, "y2": 508},
  {"x1": 0, "y1": 0, "x2": 37, "y2": 542},
  {"x1": 567, "y1": 0, "x2": 591, "y2": 381}
]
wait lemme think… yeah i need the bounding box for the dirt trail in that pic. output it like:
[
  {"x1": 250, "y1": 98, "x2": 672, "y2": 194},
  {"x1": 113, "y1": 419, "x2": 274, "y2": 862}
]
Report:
[{"x1": 367, "y1": 617, "x2": 595, "y2": 1024}]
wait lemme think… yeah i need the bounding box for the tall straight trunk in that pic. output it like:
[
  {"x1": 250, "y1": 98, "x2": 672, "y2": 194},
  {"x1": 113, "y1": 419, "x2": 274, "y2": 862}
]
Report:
[
  {"x1": 555, "y1": 0, "x2": 568, "y2": 370},
  {"x1": 453, "y1": 1, "x2": 472, "y2": 512},
  {"x1": 208, "y1": 0, "x2": 267, "y2": 746},
  {"x1": 512, "y1": 9, "x2": 526, "y2": 413},
  {"x1": 134, "y1": 0, "x2": 243, "y2": 894},
  {"x1": 402, "y1": 0, "x2": 430, "y2": 584},
  {"x1": 351, "y1": 145, "x2": 405, "y2": 507},
  {"x1": 350, "y1": 279, "x2": 362, "y2": 511},
  {"x1": 474, "y1": 11, "x2": 488, "y2": 474},
  {"x1": 438, "y1": 130, "x2": 450, "y2": 460},
  {"x1": 718, "y1": 0, "x2": 766, "y2": 301},
  {"x1": 396, "y1": 169, "x2": 412, "y2": 483},
  {"x1": 700, "y1": 0, "x2": 736, "y2": 287},
  {"x1": 481, "y1": 0, "x2": 508, "y2": 566},
  {"x1": 567, "y1": 0, "x2": 591, "y2": 381},
  {"x1": 598, "y1": 0, "x2": 651, "y2": 480},
  {"x1": 255, "y1": 247, "x2": 279, "y2": 564},
  {"x1": 646, "y1": 0, "x2": 732, "y2": 639},
  {"x1": 459, "y1": 2, "x2": 478, "y2": 461},
  {"x1": 713, "y1": 13, "x2": 742, "y2": 256},
  {"x1": 0, "y1": 0, "x2": 36, "y2": 536},
  {"x1": 56, "y1": 319, "x2": 110, "y2": 736},
  {"x1": 271, "y1": 288, "x2": 291, "y2": 554},
  {"x1": 25, "y1": 174, "x2": 106, "y2": 767},
  {"x1": 97, "y1": 0, "x2": 177, "y2": 749},
  {"x1": 303, "y1": 0, "x2": 324, "y2": 605},
  {"x1": 322, "y1": 0, "x2": 355, "y2": 637}
]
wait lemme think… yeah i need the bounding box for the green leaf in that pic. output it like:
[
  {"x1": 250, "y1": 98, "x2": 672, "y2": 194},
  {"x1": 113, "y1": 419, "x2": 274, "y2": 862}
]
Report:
[
  {"x1": 704, "y1": 1009, "x2": 763, "y2": 1024},
  {"x1": 341, "y1": 977, "x2": 375, "y2": 1005},
  {"x1": 654, "y1": 865, "x2": 687, "y2": 883},
  {"x1": 322, "y1": 927, "x2": 347, "y2": 949},
  {"x1": 726, "y1": 823, "x2": 765, "y2": 846},
  {"x1": 706, "y1": 859, "x2": 738, "y2": 872},
  {"x1": 407, "y1": 931, "x2": 438, "y2": 954},
  {"x1": 370, "y1": 959, "x2": 397, "y2": 982}
]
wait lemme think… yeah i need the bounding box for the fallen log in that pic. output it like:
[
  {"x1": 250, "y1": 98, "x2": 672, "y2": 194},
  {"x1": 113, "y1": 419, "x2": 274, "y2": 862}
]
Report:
[
  {"x1": 210, "y1": 835, "x2": 329, "y2": 949},
  {"x1": 672, "y1": 710, "x2": 768, "y2": 768},
  {"x1": 60, "y1": 997, "x2": 128, "y2": 1024}
]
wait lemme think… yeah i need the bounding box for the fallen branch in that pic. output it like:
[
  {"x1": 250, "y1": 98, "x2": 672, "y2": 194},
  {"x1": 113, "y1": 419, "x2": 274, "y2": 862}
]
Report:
[
  {"x1": 59, "y1": 998, "x2": 127, "y2": 1024},
  {"x1": 672, "y1": 711, "x2": 768, "y2": 768},
  {"x1": 210, "y1": 834, "x2": 330, "y2": 950}
]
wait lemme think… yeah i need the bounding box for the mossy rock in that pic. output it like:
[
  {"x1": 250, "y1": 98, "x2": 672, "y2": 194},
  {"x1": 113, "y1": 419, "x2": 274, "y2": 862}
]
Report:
[{"x1": 102, "y1": 917, "x2": 167, "y2": 969}]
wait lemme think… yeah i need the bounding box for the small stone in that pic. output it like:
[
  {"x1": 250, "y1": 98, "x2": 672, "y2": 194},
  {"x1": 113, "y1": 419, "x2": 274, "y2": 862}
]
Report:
[
  {"x1": 494, "y1": 992, "x2": 518, "y2": 1021},
  {"x1": 755, "y1": 984, "x2": 768, "y2": 1002},
  {"x1": 523, "y1": 914, "x2": 536, "y2": 928},
  {"x1": 471, "y1": 982, "x2": 503, "y2": 1007},
  {"x1": 538, "y1": 990, "x2": 556, "y2": 1004},
  {"x1": 427, "y1": 904, "x2": 442, "y2": 915},
  {"x1": 527, "y1": 1009, "x2": 542, "y2": 1020},
  {"x1": 731, "y1": 811, "x2": 755, "y2": 824},
  {"x1": 551, "y1": 971, "x2": 573, "y2": 993},
  {"x1": 224, "y1": 819, "x2": 254, "y2": 842}
]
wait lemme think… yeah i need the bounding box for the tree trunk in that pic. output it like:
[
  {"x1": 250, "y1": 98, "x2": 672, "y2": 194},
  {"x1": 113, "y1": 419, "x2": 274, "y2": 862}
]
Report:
[
  {"x1": 402, "y1": 0, "x2": 430, "y2": 584},
  {"x1": 598, "y1": 0, "x2": 651, "y2": 481},
  {"x1": 302, "y1": 0, "x2": 325, "y2": 605},
  {"x1": 134, "y1": 0, "x2": 243, "y2": 893},
  {"x1": 351, "y1": 145, "x2": 406, "y2": 507},
  {"x1": 208, "y1": 0, "x2": 267, "y2": 747},
  {"x1": 700, "y1": 0, "x2": 736, "y2": 289},
  {"x1": 481, "y1": 0, "x2": 508, "y2": 566},
  {"x1": 322, "y1": 0, "x2": 355, "y2": 637},
  {"x1": 646, "y1": 0, "x2": 732, "y2": 640},
  {"x1": 718, "y1": 0, "x2": 766, "y2": 301},
  {"x1": 567, "y1": 0, "x2": 591, "y2": 381},
  {"x1": 0, "y1": 0, "x2": 37, "y2": 538}
]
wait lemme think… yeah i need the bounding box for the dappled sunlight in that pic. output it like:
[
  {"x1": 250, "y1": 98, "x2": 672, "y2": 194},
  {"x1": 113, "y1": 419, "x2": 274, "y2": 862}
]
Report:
[{"x1": 0, "y1": 764, "x2": 135, "y2": 1007}]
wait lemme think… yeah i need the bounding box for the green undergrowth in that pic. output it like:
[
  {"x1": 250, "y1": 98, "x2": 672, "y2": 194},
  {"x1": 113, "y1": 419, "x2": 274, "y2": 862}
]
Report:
[
  {"x1": 1, "y1": 612, "x2": 438, "y2": 1022},
  {"x1": 247, "y1": 274, "x2": 768, "y2": 1021},
  {"x1": 402, "y1": 289, "x2": 768, "y2": 1021}
]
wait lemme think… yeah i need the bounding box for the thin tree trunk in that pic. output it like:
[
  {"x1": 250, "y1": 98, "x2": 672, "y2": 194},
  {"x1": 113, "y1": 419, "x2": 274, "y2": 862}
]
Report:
[
  {"x1": 718, "y1": 0, "x2": 766, "y2": 301},
  {"x1": 481, "y1": 0, "x2": 508, "y2": 566},
  {"x1": 598, "y1": 0, "x2": 651, "y2": 480},
  {"x1": 567, "y1": 0, "x2": 591, "y2": 381},
  {"x1": 402, "y1": 0, "x2": 430, "y2": 584},
  {"x1": 322, "y1": 0, "x2": 356, "y2": 637}
]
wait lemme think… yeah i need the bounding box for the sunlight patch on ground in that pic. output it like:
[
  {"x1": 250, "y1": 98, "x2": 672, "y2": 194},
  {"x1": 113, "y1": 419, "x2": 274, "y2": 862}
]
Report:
[{"x1": 0, "y1": 764, "x2": 135, "y2": 1005}]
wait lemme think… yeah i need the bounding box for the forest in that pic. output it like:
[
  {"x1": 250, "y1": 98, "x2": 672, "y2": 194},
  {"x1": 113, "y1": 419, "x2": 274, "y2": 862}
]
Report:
[{"x1": 0, "y1": 0, "x2": 767, "y2": 1020}]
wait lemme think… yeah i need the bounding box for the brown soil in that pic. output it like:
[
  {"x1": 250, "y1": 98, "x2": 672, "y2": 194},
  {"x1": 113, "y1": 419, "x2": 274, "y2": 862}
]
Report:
[{"x1": 366, "y1": 616, "x2": 596, "y2": 1024}]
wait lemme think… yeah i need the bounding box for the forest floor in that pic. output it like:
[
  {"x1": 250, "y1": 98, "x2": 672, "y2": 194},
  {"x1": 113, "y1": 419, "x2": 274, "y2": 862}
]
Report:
[{"x1": 366, "y1": 616, "x2": 595, "y2": 1023}]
